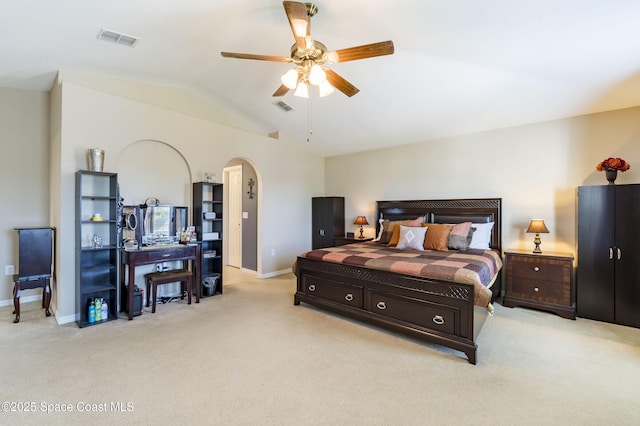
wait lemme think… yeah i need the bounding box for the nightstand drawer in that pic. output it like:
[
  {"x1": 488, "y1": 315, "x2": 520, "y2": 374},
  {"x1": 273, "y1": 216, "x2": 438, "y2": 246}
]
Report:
[
  {"x1": 510, "y1": 258, "x2": 567, "y2": 282},
  {"x1": 509, "y1": 277, "x2": 567, "y2": 304}
]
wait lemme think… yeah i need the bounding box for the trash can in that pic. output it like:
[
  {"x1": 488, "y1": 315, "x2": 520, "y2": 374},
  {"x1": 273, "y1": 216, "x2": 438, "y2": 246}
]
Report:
[{"x1": 202, "y1": 275, "x2": 219, "y2": 296}]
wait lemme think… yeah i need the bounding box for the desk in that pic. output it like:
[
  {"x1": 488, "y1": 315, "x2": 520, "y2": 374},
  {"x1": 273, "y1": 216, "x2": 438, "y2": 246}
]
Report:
[{"x1": 120, "y1": 244, "x2": 201, "y2": 320}]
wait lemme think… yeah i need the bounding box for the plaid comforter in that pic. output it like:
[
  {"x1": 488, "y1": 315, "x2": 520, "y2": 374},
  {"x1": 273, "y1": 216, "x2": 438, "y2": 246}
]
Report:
[{"x1": 299, "y1": 242, "x2": 502, "y2": 307}]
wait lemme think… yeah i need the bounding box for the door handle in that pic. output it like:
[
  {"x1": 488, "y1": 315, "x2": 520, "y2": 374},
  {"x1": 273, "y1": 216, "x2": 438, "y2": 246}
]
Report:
[
  {"x1": 617, "y1": 248, "x2": 621, "y2": 260},
  {"x1": 609, "y1": 248, "x2": 613, "y2": 260}
]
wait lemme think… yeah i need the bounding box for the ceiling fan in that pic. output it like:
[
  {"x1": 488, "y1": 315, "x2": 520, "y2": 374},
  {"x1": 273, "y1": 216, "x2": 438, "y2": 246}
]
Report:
[{"x1": 220, "y1": 1, "x2": 394, "y2": 98}]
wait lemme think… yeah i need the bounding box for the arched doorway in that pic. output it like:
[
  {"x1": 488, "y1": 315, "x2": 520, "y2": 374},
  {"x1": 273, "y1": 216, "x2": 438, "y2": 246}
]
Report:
[{"x1": 224, "y1": 158, "x2": 259, "y2": 273}]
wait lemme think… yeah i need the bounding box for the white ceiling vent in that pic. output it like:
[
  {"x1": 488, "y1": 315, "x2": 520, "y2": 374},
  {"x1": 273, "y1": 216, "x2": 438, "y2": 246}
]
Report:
[
  {"x1": 273, "y1": 100, "x2": 294, "y2": 112},
  {"x1": 97, "y1": 29, "x2": 139, "y2": 47}
]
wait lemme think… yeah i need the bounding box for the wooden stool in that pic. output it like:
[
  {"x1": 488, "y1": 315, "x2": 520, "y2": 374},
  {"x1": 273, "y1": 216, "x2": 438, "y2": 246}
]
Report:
[{"x1": 144, "y1": 270, "x2": 195, "y2": 313}]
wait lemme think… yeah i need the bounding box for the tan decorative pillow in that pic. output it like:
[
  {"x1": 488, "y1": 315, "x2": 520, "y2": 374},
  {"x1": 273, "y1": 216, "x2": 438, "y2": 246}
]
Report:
[
  {"x1": 422, "y1": 223, "x2": 453, "y2": 251},
  {"x1": 447, "y1": 222, "x2": 472, "y2": 250},
  {"x1": 382, "y1": 217, "x2": 424, "y2": 245}
]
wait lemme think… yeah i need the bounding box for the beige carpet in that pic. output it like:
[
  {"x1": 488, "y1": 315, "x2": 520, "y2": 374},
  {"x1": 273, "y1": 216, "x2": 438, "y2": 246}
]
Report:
[{"x1": 1, "y1": 267, "x2": 639, "y2": 425}]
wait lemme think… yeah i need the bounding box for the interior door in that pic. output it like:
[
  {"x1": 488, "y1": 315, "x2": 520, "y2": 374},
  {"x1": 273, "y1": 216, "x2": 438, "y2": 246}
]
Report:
[{"x1": 228, "y1": 166, "x2": 242, "y2": 268}]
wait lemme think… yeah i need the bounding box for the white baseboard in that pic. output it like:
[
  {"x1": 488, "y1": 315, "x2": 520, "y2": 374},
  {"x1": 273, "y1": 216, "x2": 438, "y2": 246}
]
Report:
[
  {"x1": 258, "y1": 268, "x2": 293, "y2": 279},
  {"x1": 56, "y1": 312, "x2": 76, "y2": 325},
  {"x1": 1, "y1": 295, "x2": 75, "y2": 325},
  {"x1": 0, "y1": 294, "x2": 42, "y2": 307}
]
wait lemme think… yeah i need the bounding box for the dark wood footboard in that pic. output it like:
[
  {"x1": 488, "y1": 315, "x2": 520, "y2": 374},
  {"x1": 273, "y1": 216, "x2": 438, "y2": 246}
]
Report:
[{"x1": 294, "y1": 257, "x2": 486, "y2": 364}]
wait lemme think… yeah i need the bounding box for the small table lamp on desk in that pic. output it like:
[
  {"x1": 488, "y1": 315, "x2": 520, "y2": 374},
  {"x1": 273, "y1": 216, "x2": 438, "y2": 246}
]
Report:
[{"x1": 354, "y1": 216, "x2": 369, "y2": 239}]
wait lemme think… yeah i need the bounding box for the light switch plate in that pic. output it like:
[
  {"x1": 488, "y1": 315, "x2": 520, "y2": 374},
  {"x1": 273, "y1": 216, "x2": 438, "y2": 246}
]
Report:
[{"x1": 5, "y1": 265, "x2": 15, "y2": 275}]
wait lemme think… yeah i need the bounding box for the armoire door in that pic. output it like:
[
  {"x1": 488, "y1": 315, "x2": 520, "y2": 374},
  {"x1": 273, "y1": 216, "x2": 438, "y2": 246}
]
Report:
[
  {"x1": 577, "y1": 185, "x2": 615, "y2": 322},
  {"x1": 312, "y1": 197, "x2": 344, "y2": 249},
  {"x1": 613, "y1": 184, "x2": 640, "y2": 328}
]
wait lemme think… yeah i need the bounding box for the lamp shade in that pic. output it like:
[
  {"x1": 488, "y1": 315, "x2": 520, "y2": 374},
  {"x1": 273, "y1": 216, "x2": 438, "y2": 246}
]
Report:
[
  {"x1": 526, "y1": 219, "x2": 549, "y2": 234},
  {"x1": 293, "y1": 81, "x2": 309, "y2": 98},
  {"x1": 354, "y1": 216, "x2": 369, "y2": 226},
  {"x1": 281, "y1": 69, "x2": 299, "y2": 89}
]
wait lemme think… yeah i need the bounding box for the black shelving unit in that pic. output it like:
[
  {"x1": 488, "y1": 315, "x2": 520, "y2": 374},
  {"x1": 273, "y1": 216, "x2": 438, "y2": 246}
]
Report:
[
  {"x1": 193, "y1": 182, "x2": 223, "y2": 296},
  {"x1": 75, "y1": 170, "x2": 119, "y2": 327}
]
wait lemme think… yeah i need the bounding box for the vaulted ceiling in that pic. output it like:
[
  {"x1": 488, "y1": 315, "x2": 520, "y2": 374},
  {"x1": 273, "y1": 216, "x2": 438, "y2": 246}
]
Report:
[{"x1": 2, "y1": 0, "x2": 640, "y2": 156}]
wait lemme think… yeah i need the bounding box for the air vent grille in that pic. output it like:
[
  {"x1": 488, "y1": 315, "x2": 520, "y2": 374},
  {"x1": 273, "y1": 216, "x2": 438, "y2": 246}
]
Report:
[
  {"x1": 97, "y1": 29, "x2": 139, "y2": 47},
  {"x1": 273, "y1": 100, "x2": 294, "y2": 112}
]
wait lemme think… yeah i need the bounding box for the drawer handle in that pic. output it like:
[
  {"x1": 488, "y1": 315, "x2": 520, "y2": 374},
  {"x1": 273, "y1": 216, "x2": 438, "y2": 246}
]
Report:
[
  {"x1": 345, "y1": 293, "x2": 354, "y2": 302},
  {"x1": 308, "y1": 284, "x2": 316, "y2": 292},
  {"x1": 376, "y1": 301, "x2": 387, "y2": 310},
  {"x1": 163, "y1": 254, "x2": 171, "y2": 258},
  {"x1": 533, "y1": 266, "x2": 539, "y2": 272},
  {"x1": 534, "y1": 287, "x2": 540, "y2": 292},
  {"x1": 433, "y1": 315, "x2": 445, "y2": 325}
]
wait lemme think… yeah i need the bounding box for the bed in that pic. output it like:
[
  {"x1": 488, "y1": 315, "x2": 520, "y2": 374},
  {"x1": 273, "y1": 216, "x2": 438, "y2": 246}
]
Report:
[{"x1": 294, "y1": 198, "x2": 502, "y2": 364}]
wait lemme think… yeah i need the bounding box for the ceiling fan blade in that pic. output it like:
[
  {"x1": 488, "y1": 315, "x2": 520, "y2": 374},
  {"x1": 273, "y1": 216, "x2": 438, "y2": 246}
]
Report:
[
  {"x1": 272, "y1": 84, "x2": 290, "y2": 97},
  {"x1": 221, "y1": 52, "x2": 292, "y2": 62},
  {"x1": 283, "y1": 1, "x2": 310, "y2": 50},
  {"x1": 333, "y1": 41, "x2": 395, "y2": 63},
  {"x1": 325, "y1": 69, "x2": 360, "y2": 97}
]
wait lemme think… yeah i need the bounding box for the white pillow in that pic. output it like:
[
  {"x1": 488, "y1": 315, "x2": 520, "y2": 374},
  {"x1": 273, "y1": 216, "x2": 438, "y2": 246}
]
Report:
[
  {"x1": 395, "y1": 225, "x2": 427, "y2": 251},
  {"x1": 373, "y1": 218, "x2": 384, "y2": 242},
  {"x1": 468, "y1": 222, "x2": 494, "y2": 249}
]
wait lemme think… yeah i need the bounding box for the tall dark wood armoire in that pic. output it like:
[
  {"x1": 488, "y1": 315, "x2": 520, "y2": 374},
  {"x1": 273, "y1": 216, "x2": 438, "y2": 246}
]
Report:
[
  {"x1": 312, "y1": 197, "x2": 345, "y2": 249},
  {"x1": 577, "y1": 184, "x2": 640, "y2": 328}
]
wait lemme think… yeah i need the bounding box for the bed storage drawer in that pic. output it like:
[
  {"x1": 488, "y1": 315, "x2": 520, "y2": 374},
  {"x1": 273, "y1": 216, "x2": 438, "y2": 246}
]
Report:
[
  {"x1": 302, "y1": 275, "x2": 363, "y2": 308},
  {"x1": 366, "y1": 289, "x2": 456, "y2": 335}
]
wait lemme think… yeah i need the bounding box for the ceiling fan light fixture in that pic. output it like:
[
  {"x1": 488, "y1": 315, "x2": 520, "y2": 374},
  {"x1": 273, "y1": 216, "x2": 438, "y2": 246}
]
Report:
[
  {"x1": 308, "y1": 64, "x2": 326, "y2": 85},
  {"x1": 281, "y1": 69, "x2": 299, "y2": 89},
  {"x1": 319, "y1": 80, "x2": 334, "y2": 97},
  {"x1": 294, "y1": 81, "x2": 309, "y2": 98}
]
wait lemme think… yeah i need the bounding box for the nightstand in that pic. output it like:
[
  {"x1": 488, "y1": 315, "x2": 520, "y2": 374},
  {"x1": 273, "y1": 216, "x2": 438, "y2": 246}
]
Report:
[
  {"x1": 503, "y1": 250, "x2": 575, "y2": 319},
  {"x1": 334, "y1": 236, "x2": 373, "y2": 246}
]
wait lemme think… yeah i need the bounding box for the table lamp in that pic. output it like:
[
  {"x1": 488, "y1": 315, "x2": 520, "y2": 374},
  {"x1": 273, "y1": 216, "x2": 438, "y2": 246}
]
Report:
[
  {"x1": 526, "y1": 219, "x2": 549, "y2": 253},
  {"x1": 354, "y1": 216, "x2": 369, "y2": 239}
]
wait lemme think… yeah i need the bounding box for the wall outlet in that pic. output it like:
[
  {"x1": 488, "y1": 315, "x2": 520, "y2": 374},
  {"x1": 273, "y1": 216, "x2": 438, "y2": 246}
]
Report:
[{"x1": 5, "y1": 265, "x2": 15, "y2": 275}]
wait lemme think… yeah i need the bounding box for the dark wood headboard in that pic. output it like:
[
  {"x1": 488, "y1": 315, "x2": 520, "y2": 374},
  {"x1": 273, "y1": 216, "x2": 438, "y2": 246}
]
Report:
[{"x1": 375, "y1": 198, "x2": 502, "y2": 253}]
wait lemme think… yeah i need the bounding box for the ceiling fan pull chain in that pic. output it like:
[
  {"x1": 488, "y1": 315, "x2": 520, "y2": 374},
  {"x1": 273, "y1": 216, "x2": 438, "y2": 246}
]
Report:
[{"x1": 307, "y1": 96, "x2": 313, "y2": 143}]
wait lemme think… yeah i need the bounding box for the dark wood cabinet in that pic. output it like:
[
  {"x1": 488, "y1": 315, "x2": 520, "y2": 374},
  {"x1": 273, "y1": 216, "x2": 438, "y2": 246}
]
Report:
[
  {"x1": 193, "y1": 182, "x2": 223, "y2": 296},
  {"x1": 312, "y1": 197, "x2": 345, "y2": 249},
  {"x1": 577, "y1": 184, "x2": 640, "y2": 328},
  {"x1": 75, "y1": 170, "x2": 119, "y2": 327},
  {"x1": 503, "y1": 250, "x2": 575, "y2": 319}
]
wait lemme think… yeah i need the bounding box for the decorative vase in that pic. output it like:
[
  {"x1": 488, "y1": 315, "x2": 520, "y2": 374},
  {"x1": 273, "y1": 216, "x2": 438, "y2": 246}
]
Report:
[{"x1": 605, "y1": 168, "x2": 618, "y2": 185}]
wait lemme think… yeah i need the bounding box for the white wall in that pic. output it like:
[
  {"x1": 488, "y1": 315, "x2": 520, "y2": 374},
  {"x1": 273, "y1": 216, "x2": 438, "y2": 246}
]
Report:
[
  {"x1": 0, "y1": 87, "x2": 50, "y2": 308},
  {"x1": 326, "y1": 107, "x2": 640, "y2": 256},
  {"x1": 50, "y1": 76, "x2": 324, "y2": 323}
]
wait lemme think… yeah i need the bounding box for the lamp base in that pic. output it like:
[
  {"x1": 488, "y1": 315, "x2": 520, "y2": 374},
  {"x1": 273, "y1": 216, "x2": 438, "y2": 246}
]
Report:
[
  {"x1": 358, "y1": 226, "x2": 365, "y2": 239},
  {"x1": 532, "y1": 234, "x2": 542, "y2": 253}
]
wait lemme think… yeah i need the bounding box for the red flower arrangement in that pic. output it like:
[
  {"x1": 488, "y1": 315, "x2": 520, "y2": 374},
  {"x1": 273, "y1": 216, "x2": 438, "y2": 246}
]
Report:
[{"x1": 596, "y1": 157, "x2": 630, "y2": 172}]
